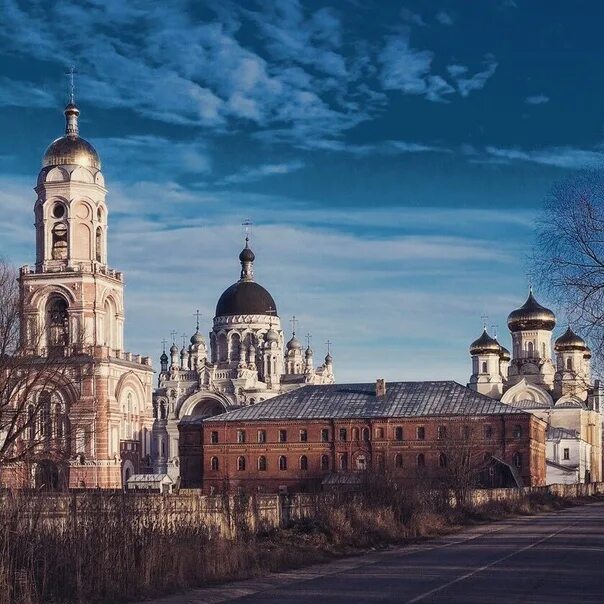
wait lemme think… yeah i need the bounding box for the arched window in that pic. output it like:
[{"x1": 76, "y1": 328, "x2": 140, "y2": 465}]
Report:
[
  {"x1": 230, "y1": 333, "x2": 241, "y2": 362},
  {"x1": 95, "y1": 227, "x2": 103, "y2": 262},
  {"x1": 320, "y1": 454, "x2": 329, "y2": 471},
  {"x1": 54, "y1": 403, "x2": 63, "y2": 439},
  {"x1": 356, "y1": 454, "x2": 367, "y2": 470},
  {"x1": 527, "y1": 341, "x2": 534, "y2": 358},
  {"x1": 395, "y1": 426, "x2": 403, "y2": 441},
  {"x1": 439, "y1": 453, "x2": 447, "y2": 468},
  {"x1": 258, "y1": 456, "x2": 267, "y2": 471},
  {"x1": 395, "y1": 453, "x2": 403, "y2": 468},
  {"x1": 417, "y1": 453, "x2": 425, "y2": 468},
  {"x1": 27, "y1": 404, "x2": 35, "y2": 441},
  {"x1": 237, "y1": 456, "x2": 246, "y2": 471},
  {"x1": 513, "y1": 425, "x2": 522, "y2": 439},
  {"x1": 513, "y1": 452, "x2": 522, "y2": 468},
  {"x1": 39, "y1": 391, "x2": 52, "y2": 439},
  {"x1": 210, "y1": 456, "x2": 219, "y2": 471},
  {"x1": 438, "y1": 426, "x2": 447, "y2": 439},
  {"x1": 352, "y1": 427, "x2": 359, "y2": 441},
  {"x1": 566, "y1": 358, "x2": 573, "y2": 371},
  {"x1": 482, "y1": 361, "x2": 488, "y2": 373},
  {"x1": 339, "y1": 453, "x2": 348, "y2": 471},
  {"x1": 299, "y1": 455, "x2": 308, "y2": 471},
  {"x1": 362, "y1": 427, "x2": 370, "y2": 441},
  {"x1": 375, "y1": 427, "x2": 384, "y2": 439},
  {"x1": 279, "y1": 455, "x2": 287, "y2": 471},
  {"x1": 47, "y1": 296, "x2": 69, "y2": 352},
  {"x1": 51, "y1": 222, "x2": 68, "y2": 260}
]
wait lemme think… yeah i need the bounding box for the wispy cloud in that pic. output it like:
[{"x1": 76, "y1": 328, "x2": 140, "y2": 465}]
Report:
[
  {"x1": 0, "y1": 78, "x2": 56, "y2": 107},
  {"x1": 525, "y1": 94, "x2": 550, "y2": 105},
  {"x1": 436, "y1": 11, "x2": 454, "y2": 26},
  {"x1": 485, "y1": 145, "x2": 604, "y2": 169},
  {"x1": 219, "y1": 160, "x2": 305, "y2": 185}
]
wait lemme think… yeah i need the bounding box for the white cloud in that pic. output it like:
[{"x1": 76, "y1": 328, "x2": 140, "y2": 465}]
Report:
[
  {"x1": 452, "y1": 55, "x2": 498, "y2": 97},
  {"x1": 526, "y1": 94, "x2": 550, "y2": 105},
  {"x1": 0, "y1": 78, "x2": 56, "y2": 108},
  {"x1": 220, "y1": 160, "x2": 305, "y2": 184},
  {"x1": 485, "y1": 145, "x2": 604, "y2": 169},
  {"x1": 436, "y1": 11, "x2": 454, "y2": 26}
]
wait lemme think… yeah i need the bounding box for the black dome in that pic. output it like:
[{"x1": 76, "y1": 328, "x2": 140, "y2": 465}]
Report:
[{"x1": 215, "y1": 281, "x2": 277, "y2": 317}]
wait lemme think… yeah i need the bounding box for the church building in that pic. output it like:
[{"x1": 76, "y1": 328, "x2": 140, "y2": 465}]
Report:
[
  {"x1": 151, "y1": 239, "x2": 335, "y2": 484},
  {"x1": 468, "y1": 289, "x2": 602, "y2": 484},
  {"x1": 0, "y1": 100, "x2": 154, "y2": 489}
]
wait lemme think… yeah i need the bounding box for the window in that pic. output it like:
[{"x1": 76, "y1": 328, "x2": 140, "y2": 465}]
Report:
[
  {"x1": 300, "y1": 455, "x2": 308, "y2": 471},
  {"x1": 437, "y1": 426, "x2": 446, "y2": 440},
  {"x1": 47, "y1": 296, "x2": 69, "y2": 350},
  {"x1": 299, "y1": 429, "x2": 307, "y2": 443},
  {"x1": 237, "y1": 430, "x2": 246, "y2": 444},
  {"x1": 257, "y1": 430, "x2": 266, "y2": 443},
  {"x1": 51, "y1": 223, "x2": 68, "y2": 260},
  {"x1": 339, "y1": 428, "x2": 347, "y2": 441},
  {"x1": 481, "y1": 361, "x2": 487, "y2": 373},
  {"x1": 321, "y1": 428, "x2": 329, "y2": 442},
  {"x1": 356, "y1": 455, "x2": 367, "y2": 470},
  {"x1": 258, "y1": 456, "x2": 267, "y2": 471},
  {"x1": 210, "y1": 456, "x2": 219, "y2": 471},
  {"x1": 52, "y1": 202, "x2": 65, "y2": 219},
  {"x1": 462, "y1": 425, "x2": 470, "y2": 440},
  {"x1": 352, "y1": 427, "x2": 359, "y2": 441},
  {"x1": 375, "y1": 427, "x2": 384, "y2": 439},
  {"x1": 237, "y1": 456, "x2": 246, "y2": 471},
  {"x1": 566, "y1": 358, "x2": 573, "y2": 371},
  {"x1": 362, "y1": 427, "x2": 370, "y2": 441},
  {"x1": 210, "y1": 431, "x2": 218, "y2": 444},
  {"x1": 339, "y1": 453, "x2": 348, "y2": 470},
  {"x1": 513, "y1": 425, "x2": 522, "y2": 439},
  {"x1": 417, "y1": 426, "x2": 425, "y2": 440},
  {"x1": 279, "y1": 455, "x2": 287, "y2": 471},
  {"x1": 279, "y1": 429, "x2": 287, "y2": 443},
  {"x1": 320, "y1": 455, "x2": 329, "y2": 471},
  {"x1": 513, "y1": 452, "x2": 522, "y2": 468},
  {"x1": 95, "y1": 227, "x2": 102, "y2": 262},
  {"x1": 563, "y1": 448, "x2": 570, "y2": 460},
  {"x1": 417, "y1": 453, "x2": 425, "y2": 468},
  {"x1": 484, "y1": 425, "x2": 493, "y2": 439},
  {"x1": 39, "y1": 391, "x2": 52, "y2": 439},
  {"x1": 527, "y1": 341, "x2": 534, "y2": 358},
  {"x1": 376, "y1": 454, "x2": 385, "y2": 471},
  {"x1": 395, "y1": 426, "x2": 403, "y2": 441},
  {"x1": 439, "y1": 453, "x2": 447, "y2": 468},
  {"x1": 395, "y1": 453, "x2": 403, "y2": 468}
]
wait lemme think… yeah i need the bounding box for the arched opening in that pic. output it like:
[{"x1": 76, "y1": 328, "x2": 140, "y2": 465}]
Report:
[
  {"x1": 46, "y1": 296, "x2": 69, "y2": 354},
  {"x1": 39, "y1": 391, "x2": 52, "y2": 444},
  {"x1": 527, "y1": 341, "x2": 534, "y2": 358},
  {"x1": 230, "y1": 333, "x2": 241, "y2": 362},
  {"x1": 395, "y1": 453, "x2": 403, "y2": 469},
  {"x1": 482, "y1": 361, "x2": 488, "y2": 373},
  {"x1": 566, "y1": 358, "x2": 573, "y2": 371},
  {"x1": 320, "y1": 455, "x2": 329, "y2": 471},
  {"x1": 299, "y1": 455, "x2": 308, "y2": 471},
  {"x1": 237, "y1": 456, "x2": 246, "y2": 471},
  {"x1": 258, "y1": 456, "x2": 267, "y2": 471},
  {"x1": 217, "y1": 333, "x2": 228, "y2": 362},
  {"x1": 187, "y1": 398, "x2": 225, "y2": 420},
  {"x1": 279, "y1": 455, "x2": 287, "y2": 471},
  {"x1": 104, "y1": 297, "x2": 116, "y2": 349},
  {"x1": 96, "y1": 226, "x2": 103, "y2": 262},
  {"x1": 34, "y1": 460, "x2": 64, "y2": 491},
  {"x1": 211, "y1": 456, "x2": 219, "y2": 471},
  {"x1": 51, "y1": 223, "x2": 68, "y2": 260},
  {"x1": 355, "y1": 455, "x2": 367, "y2": 471}
]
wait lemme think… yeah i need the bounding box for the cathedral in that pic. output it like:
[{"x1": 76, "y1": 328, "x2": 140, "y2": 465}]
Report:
[
  {"x1": 468, "y1": 289, "x2": 602, "y2": 484},
  {"x1": 0, "y1": 100, "x2": 155, "y2": 489},
  {"x1": 151, "y1": 239, "x2": 335, "y2": 482}
]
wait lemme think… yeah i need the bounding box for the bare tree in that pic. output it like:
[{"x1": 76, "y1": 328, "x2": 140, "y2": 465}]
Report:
[
  {"x1": 0, "y1": 259, "x2": 83, "y2": 488},
  {"x1": 532, "y1": 169, "x2": 604, "y2": 371}
]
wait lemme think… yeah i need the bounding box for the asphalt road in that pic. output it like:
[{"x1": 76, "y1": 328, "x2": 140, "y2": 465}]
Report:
[{"x1": 147, "y1": 501, "x2": 604, "y2": 604}]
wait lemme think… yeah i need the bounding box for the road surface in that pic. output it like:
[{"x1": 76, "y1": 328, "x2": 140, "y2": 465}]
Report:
[{"x1": 147, "y1": 501, "x2": 604, "y2": 603}]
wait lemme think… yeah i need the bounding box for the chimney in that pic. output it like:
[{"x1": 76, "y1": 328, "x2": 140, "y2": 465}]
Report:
[{"x1": 375, "y1": 378, "x2": 386, "y2": 397}]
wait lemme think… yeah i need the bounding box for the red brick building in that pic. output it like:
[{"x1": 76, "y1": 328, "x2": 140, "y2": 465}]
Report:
[{"x1": 179, "y1": 380, "x2": 547, "y2": 492}]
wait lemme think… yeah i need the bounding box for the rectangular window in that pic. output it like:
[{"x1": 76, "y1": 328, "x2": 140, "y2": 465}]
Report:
[
  {"x1": 417, "y1": 426, "x2": 425, "y2": 440},
  {"x1": 210, "y1": 431, "x2": 218, "y2": 444},
  {"x1": 563, "y1": 448, "x2": 570, "y2": 460},
  {"x1": 321, "y1": 428, "x2": 330, "y2": 442},
  {"x1": 339, "y1": 428, "x2": 347, "y2": 441},
  {"x1": 395, "y1": 426, "x2": 403, "y2": 441},
  {"x1": 257, "y1": 430, "x2": 266, "y2": 444},
  {"x1": 484, "y1": 425, "x2": 493, "y2": 439},
  {"x1": 375, "y1": 427, "x2": 384, "y2": 439},
  {"x1": 299, "y1": 429, "x2": 307, "y2": 442},
  {"x1": 279, "y1": 429, "x2": 287, "y2": 443},
  {"x1": 237, "y1": 430, "x2": 246, "y2": 444},
  {"x1": 437, "y1": 426, "x2": 446, "y2": 440}
]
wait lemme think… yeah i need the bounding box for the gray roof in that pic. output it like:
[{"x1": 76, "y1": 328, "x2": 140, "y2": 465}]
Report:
[{"x1": 204, "y1": 381, "x2": 527, "y2": 423}]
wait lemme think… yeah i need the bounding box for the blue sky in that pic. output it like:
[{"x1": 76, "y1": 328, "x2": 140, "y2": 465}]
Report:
[{"x1": 1, "y1": 0, "x2": 603, "y2": 382}]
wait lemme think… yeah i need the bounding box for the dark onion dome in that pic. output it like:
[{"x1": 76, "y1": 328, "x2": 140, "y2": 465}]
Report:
[
  {"x1": 305, "y1": 346, "x2": 313, "y2": 358},
  {"x1": 469, "y1": 329, "x2": 501, "y2": 355},
  {"x1": 325, "y1": 353, "x2": 333, "y2": 364},
  {"x1": 286, "y1": 334, "x2": 302, "y2": 351},
  {"x1": 43, "y1": 103, "x2": 101, "y2": 170},
  {"x1": 160, "y1": 351, "x2": 168, "y2": 362},
  {"x1": 507, "y1": 290, "x2": 556, "y2": 333},
  {"x1": 216, "y1": 281, "x2": 277, "y2": 317},
  {"x1": 266, "y1": 327, "x2": 279, "y2": 343},
  {"x1": 239, "y1": 245, "x2": 255, "y2": 263},
  {"x1": 555, "y1": 327, "x2": 587, "y2": 352},
  {"x1": 169, "y1": 343, "x2": 178, "y2": 354},
  {"x1": 499, "y1": 345, "x2": 511, "y2": 361}
]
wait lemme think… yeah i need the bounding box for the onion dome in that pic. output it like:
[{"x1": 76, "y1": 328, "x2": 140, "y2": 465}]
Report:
[
  {"x1": 584, "y1": 346, "x2": 592, "y2": 360},
  {"x1": 499, "y1": 345, "x2": 511, "y2": 362},
  {"x1": 190, "y1": 331, "x2": 205, "y2": 346},
  {"x1": 555, "y1": 327, "x2": 587, "y2": 352},
  {"x1": 325, "y1": 353, "x2": 333, "y2": 364},
  {"x1": 470, "y1": 329, "x2": 501, "y2": 355},
  {"x1": 286, "y1": 334, "x2": 302, "y2": 351},
  {"x1": 215, "y1": 240, "x2": 277, "y2": 318},
  {"x1": 43, "y1": 103, "x2": 101, "y2": 169},
  {"x1": 169, "y1": 343, "x2": 178, "y2": 354},
  {"x1": 180, "y1": 346, "x2": 187, "y2": 357},
  {"x1": 305, "y1": 346, "x2": 313, "y2": 358},
  {"x1": 266, "y1": 328, "x2": 279, "y2": 343},
  {"x1": 507, "y1": 290, "x2": 556, "y2": 332},
  {"x1": 160, "y1": 351, "x2": 168, "y2": 363}
]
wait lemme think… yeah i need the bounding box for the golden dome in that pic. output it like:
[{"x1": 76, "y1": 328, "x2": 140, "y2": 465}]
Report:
[
  {"x1": 469, "y1": 329, "x2": 501, "y2": 355},
  {"x1": 554, "y1": 327, "x2": 587, "y2": 352},
  {"x1": 507, "y1": 290, "x2": 556, "y2": 333},
  {"x1": 42, "y1": 103, "x2": 101, "y2": 170}
]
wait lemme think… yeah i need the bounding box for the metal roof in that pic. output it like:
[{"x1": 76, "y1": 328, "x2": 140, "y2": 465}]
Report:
[{"x1": 204, "y1": 381, "x2": 527, "y2": 423}]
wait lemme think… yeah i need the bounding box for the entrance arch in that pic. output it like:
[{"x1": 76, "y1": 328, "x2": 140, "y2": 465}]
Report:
[{"x1": 34, "y1": 461, "x2": 65, "y2": 491}]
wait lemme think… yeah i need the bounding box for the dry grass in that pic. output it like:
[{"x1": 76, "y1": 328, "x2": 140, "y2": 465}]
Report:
[{"x1": 0, "y1": 486, "x2": 595, "y2": 603}]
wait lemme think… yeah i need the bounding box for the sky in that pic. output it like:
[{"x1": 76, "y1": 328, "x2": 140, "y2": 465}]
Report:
[{"x1": 1, "y1": 0, "x2": 603, "y2": 383}]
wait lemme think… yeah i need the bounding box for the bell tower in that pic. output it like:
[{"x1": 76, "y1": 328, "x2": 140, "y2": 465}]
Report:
[{"x1": 20, "y1": 99, "x2": 124, "y2": 355}]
